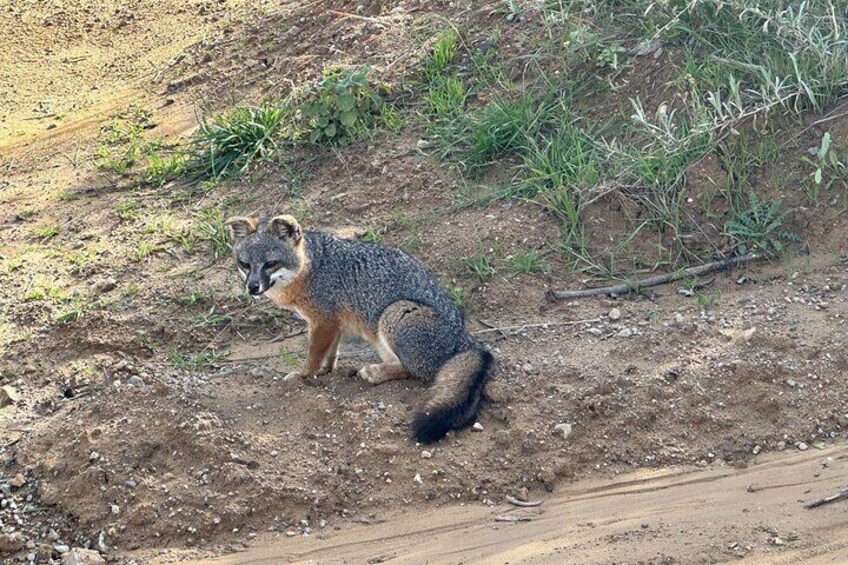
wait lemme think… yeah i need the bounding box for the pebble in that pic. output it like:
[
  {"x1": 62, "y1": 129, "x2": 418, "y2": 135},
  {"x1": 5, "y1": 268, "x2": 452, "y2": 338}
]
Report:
[
  {"x1": 413, "y1": 473, "x2": 423, "y2": 485},
  {"x1": 0, "y1": 532, "x2": 25, "y2": 553},
  {"x1": 797, "y1": 442, "x2": 809, "y2": 451},
  {"x1": 616, "y1": 328, "x2": 633, "y2": 338},
  {"x1": 93, "y1": 278, "x2": 117, "y2": 294},
  {"x1": 54, "y1": 544, "x2": 70, "y2": 554},
  {"x1": 587, "y1": 327, "x2": 603, "y2": 336},
  {"x1": 553, "y1": 423, "x2": 573, "y2": 440},
  {"x1": 62, "y1": 548, "x2": 106, "y2": 565},
  {"x1": 608, "y1": 307, "x2": 622, "y2": 321},
  {"x1": 522, "y1": 363, "x2": 533, "y2": 373},
  {"x1": 10, "y1": 473, "x2": 26, "y2": 488},
  {"x1": 89, "y1": 451, "x2": 101, "y2": 462},
  {"x1": 674, "y1": 313, "x2": 685, "y2": 325},
  {"x1": 111, "y1": 504, "x2": 120, "y2": 515},
  {"x1": 472, "y1": 422, "x2": 484, "y2": 432},
  {"x1": 128, "y1": 376, "x2": 144, "y2": 387},
  {"x1": 0, "y1": 385, "x2": 19, "y2": 407},
  {"x1": 420, "y1": 450, "x2": 432, "y2": 459}
]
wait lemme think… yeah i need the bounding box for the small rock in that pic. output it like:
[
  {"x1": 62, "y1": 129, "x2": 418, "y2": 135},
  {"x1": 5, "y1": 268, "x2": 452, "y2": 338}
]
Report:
[
  {"x1": 553, "y1": 423, "x2": 573, "y2": 440},
  {"x1": 587, "y1": 327, "x2": 604, "y2": 336},
  {"x1": 420, "y1": 450, "x2": 432, "y2": 459},
  {"x1": 777, "y1": 441, "x2": 787, "y2": 451},
  {"x1": 674, "y1": 313, "x2": 685, "y2": 325},
  {"x1": 752, "y1": 445, "x2": 761, "y2": 455},
  {"x1": 797, "y1": 442, "x2": 809, "y2": 451},
  {"x1": 616, "y1": 328, "x2": 633, "y2": 338},
  {"x1": 110, "y1": 504, "x2": 120, "y2": 515},
  {"x1": 62, "y1": 548, "x2": 105, "y2": 565},
  {"x1": 0, "y1": 532, "x2": 25, "y2": 554},
  {"x1": 472, "y1": 422, "x2": 484, "y2": 432},
  {"x1": 0, "y1": 385, "x2": 19, "y2": 408},
  {"x1": 10, "y1": 473, "x2": 26, "y2": 488},
  {"x1": 413, "y1": 473, "x2": 423, "y2": 485},
  {"x1": 93, "y1": 278, "x2": 117, "y2": 294},
  {"x1": 608, "y1": 307, "x2": 622, "y2": 321},
  {"x1": 89, "y1": 451, "x2": 100, "y2": 462},
  {"x1": 54, "y1": 544, "x2": 70, "y2": 554},
  {"x1": 127, "y1": 376, "x2": 144, "y2": 387},
  {"x1": 522, "y1": 363, "x2": 533, "y2": 373}
]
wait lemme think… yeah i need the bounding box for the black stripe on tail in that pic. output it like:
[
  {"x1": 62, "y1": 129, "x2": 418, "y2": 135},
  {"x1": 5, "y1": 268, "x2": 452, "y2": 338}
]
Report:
[{"x1": 411, "y1": 348, "x2": 494, "y2": 444}]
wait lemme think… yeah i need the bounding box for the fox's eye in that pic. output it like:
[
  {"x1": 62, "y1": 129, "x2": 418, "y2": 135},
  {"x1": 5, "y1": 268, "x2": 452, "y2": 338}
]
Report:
[
  {"x1": 237, "y1": 260, "x2": 250, "y2": 271},
  {"x1": 264, "y1": 260, "x2": 281, "y2": 270}
]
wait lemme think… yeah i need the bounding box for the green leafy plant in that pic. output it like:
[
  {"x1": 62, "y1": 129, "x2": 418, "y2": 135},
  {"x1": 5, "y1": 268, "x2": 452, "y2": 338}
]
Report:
[
  {"x1": 725, "y1": 193, "x2": 796, "y2": 254},
  {"x1": 800, "y1": 132, "x2": 847, "y2": 204},
  {"x1": 301, "y1": 67, "x2": 385, "y2": 145}
]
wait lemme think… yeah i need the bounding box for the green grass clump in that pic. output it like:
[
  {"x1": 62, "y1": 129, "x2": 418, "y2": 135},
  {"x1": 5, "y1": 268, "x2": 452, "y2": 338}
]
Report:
[
  {"x1": 463, "y1": 95, "x2": 555, "y2": 174},
  {"x1": 185, "y1": 103, "x2": 291, "y2": 180}
]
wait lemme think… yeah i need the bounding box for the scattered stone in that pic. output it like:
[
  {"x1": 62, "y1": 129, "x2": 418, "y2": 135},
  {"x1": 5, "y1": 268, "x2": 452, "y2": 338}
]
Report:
[
  {"x1": 587, "y1": 327, "x2": 604, "y2": 337},
  {"x1": 608, "y1": 307, "x2": 622, "y2": 321},
  {"x1": 92, "y1": 278, "x2": 117, "y2": 294},
  {"x1": 553, "y1": 423, "x2": 573, "y2": 440},
  {"x1": 797, "y1": 442, "x2": 809, "y2": 451},
  {"x1": 420, "y1": 450, "x2": 432, "y2": 459},
  {"x1": 472, "y1": 422, "x2": 484, "y2": 432},
  {"x1": 128, "y1": 376, "x2": 144, "y2": 387},
  {"x1": 54, "y1": 544, "x2": 70, "y2": 554},
  {"x1": 413, "y1": 473, "x2": 423, "y2": 485},
  {"x1": 674, "y1": 313, "x2": 685, "y2": 325},
  {"x1": 10, "y1": 473, "x2": 26, "y2": 488},
  {"x1": 616, "y1": 328, "x2": 633, "y2": 339},
  {"x1": 62, "y1": 548, "x2": 105, "y2": 565},
  {"x1": 752, "y1": 445, "x2": 761, "y2": 455},
  {"x1": 110, "y1": 504, "x2": 120, "y2": 515},
  {"x1": 522, "y1": 363, "x2": 533, "y2": 373},
  {"x1": 89, "y1": 451, "x2": 101, "y2": 462},
  {"x1": 0, "y1": 532, "x2": 25, "y2": 554},
  {"x1": 0, "y1": 385, "x2": 19, "y2": 408}
]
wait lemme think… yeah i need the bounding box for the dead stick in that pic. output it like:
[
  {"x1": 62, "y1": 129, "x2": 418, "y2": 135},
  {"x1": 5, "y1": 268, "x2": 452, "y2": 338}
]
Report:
[
  {"x1": 506, "y1": 496, "x2": 543, "y2": 507},
  {"x1": 495, "y1": 515, "x2": 533, "y2": 522},
  {"x1": 805, "y1": 490, "x2": 848, "y2": 509},
  {"x1": 473, "y1": 318, "x2": 602, "y2": 335},
  {"x1": 550, "y1": 252, "x2": 764, "y2": 300}
]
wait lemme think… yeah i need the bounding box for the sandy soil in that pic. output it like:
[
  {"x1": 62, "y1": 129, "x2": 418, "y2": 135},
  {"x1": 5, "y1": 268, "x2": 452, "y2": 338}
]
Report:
[
  {"x1": 182, "y1": 444, "x2": 848, "y2": 564},
  {"x1": 1, "y1": 1, "x2": 847, "y2": 564}
]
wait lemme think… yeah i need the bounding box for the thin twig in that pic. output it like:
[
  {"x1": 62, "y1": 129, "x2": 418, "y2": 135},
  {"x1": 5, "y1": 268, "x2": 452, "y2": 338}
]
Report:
[
  {"x1": 550, "y1": 252, "x2": 765, "y2": 300},
  {"x1": 327, "y1": 10, "x2": 386, "y2": 26},
  {"x1": 805, "y1": 490, "x2": 848, "y2": 509},
  {"x1": 506, "y1": 496, "x2": 543, "y2": 507},
  {"x1": 472, "y1": 319, "x2": 603, "y2": 335},
  {"x1": 495, "y1": 515, "x2": 533, "y2": 523}
]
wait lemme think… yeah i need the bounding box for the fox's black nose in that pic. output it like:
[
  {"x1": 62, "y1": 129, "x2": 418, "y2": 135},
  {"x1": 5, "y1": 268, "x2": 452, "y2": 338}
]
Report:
[{"x1": 247, "y1": 282, "x2": 261, "y2": 295}]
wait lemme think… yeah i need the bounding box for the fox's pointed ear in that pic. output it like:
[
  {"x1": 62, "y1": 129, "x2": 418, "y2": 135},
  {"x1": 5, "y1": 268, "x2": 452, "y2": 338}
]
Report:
[
  {"x1": 225, "y1": 216, "x2": 257, "y2": 242},
  {"x1": 269, "y1": 215, "x2": 303, "y2": 243}
]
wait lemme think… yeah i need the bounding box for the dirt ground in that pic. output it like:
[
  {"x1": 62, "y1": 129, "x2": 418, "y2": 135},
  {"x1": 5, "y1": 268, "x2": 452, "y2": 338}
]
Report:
[{"x1": 1, "y1": 1, "x2": 848, "y2": 564}]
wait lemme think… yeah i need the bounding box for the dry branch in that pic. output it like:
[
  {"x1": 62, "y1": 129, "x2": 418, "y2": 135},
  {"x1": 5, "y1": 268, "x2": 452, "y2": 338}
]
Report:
[
  {"x1": 506, "y1": 496, "x2": 543, "y2": 507},
  {"x1": 805, "y1": 490, "x2": 848, "y2": 509},
  {"x1": 550, "y1": 252, "x2": 765, "y2": 301}
]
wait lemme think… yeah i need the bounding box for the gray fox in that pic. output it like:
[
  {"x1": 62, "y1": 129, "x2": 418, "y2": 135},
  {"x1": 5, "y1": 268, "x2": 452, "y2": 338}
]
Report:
[{"x1": 226, "y1": 214, "x2": 494, "y2": 443}]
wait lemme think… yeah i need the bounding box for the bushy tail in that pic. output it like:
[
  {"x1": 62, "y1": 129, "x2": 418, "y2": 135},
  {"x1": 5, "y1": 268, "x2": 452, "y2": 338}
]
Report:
[{"x1": 411, "y1": 347, "x2": 494, "y2": 444}]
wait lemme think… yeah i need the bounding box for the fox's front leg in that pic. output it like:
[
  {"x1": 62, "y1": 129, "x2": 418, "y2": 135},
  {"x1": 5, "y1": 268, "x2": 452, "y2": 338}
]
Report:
[{"x1": 284, "y1": 322, "x2": 341, "y2": 381}]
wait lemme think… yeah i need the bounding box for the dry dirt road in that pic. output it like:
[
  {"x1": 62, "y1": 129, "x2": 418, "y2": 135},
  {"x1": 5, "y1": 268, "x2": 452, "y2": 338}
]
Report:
[{"x1": 178, "y1": 445, "x2": 848, "y2": 565}]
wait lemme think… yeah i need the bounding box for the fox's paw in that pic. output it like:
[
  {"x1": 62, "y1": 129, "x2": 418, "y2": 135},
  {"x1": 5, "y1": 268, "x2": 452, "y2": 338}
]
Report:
[
  {"x1": 357, "y1": 364, "x2": 386, "y2": 385},
  {"x1": 283, "y1": 371, "x2": 307, "y2": 382}
]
